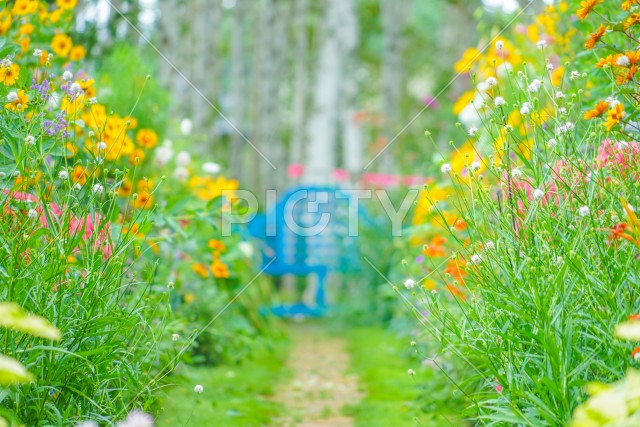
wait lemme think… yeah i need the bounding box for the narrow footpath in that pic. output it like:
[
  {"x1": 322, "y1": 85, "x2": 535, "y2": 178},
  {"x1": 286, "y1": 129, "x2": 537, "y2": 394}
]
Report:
[{"x1": 272, "y1": 323, "x2": 363, "y2": 427}]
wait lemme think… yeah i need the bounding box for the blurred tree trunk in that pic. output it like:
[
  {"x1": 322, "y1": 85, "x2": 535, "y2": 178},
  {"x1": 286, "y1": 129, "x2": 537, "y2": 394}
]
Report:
[
  {"x1": 378, "y1": 0, "x2": 409, "y2": 174},
  {"x1": 229, "y1": 1, "x2": 247, "y2": 178},
  {"x1": 304, "y1": 0, "x2": 356, "y2": 184},
  {"x1": 289, "y1": 0, "x2": 310, "y2": 179}
]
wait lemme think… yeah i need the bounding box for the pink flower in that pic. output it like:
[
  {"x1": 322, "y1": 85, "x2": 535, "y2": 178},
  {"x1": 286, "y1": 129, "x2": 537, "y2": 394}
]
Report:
[
  {"x1": 287, "y1": 164, "x2": 304, "y2": 179},
  {"x1": 595, "y1": 139, "x2": 640, "y2": 171}
]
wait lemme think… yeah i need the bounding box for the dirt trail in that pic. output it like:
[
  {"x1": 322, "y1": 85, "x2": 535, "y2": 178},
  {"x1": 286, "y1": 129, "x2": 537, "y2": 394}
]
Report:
[{"x1": 272, "y1": 323, "x2": 362, "y2": 427}]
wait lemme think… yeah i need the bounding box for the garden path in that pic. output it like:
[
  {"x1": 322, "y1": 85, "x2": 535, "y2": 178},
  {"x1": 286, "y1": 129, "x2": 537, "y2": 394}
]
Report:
[{"x1": 272, "y1": 322, "x2": 363, "y2": 427}]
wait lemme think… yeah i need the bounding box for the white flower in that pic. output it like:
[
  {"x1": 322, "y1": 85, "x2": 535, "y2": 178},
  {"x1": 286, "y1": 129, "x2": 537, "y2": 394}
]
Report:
[
  {"x1": 494, "y1": 96, "x2": 506, "y2": 107},
  {"x1": 558, "y1": 107, "x2": 567, "y2": 115},
  {"x1": 485, "y1": 241, "x2": 495, "y2": 250},
  {"x1": 74, "y1": 183, "x2": 82, "y2": 191},
  {"x1": 617, "y1": 55, "x2": 631, "y2": 67},
  {"x1": 69, "y1": 82, "x2": 83, "y2": 96},
  {"x1": 12, "y1": 170, "x2": 20, "y2": 178},
  {"x1": 58, "y1": 170, "x2": 69, "y2": 180},
  {"x1": 7, "y1": 91, "x2": 18, "y2": 102},
  {"x1": 546, "y1": 63, "x2": 554, "y2": 71},
  {"x1": 173, "y1": 166, "x2": 189, "y2": 181},
  {"x1": 28, "y1": 209, "x2": 38, "y2": 219},
  {"x1": 0, "y1": 58, "x2": 12, "y2": 68},
  {"x1": 74, "y1": 422, "x2": 99, "y2": 427},
  {"x1": 511, "y1": 168, "x2": 522, "y2": 179},
  {"x1": 564, "y1": 121, "x2": 575, "y2": 131},
  {"x1": 117, "y1": 410, "x2": 154, "y2": 427},
  {"x1": 92, "y1": 184, "x2": 104, "y2": 194},
  {"x1": 176, "y1": 151, "x2": 191, "y2": 166},
  {"x1": 468, "y1": 127, "x2": 479, "y2": 136},
  {"x1": 533, "y1": 189, "x2": 545, "y2": 200},
  {"x1": 570, "y1": 70, "x2": 580, "y2": 80},
  {"x1": 555, "y1": 91, "x2": 565, "y2": 100},
  {"x1": 440, "y1": 163, "x2": 452, "y2": 174},
  {"x1": 486, "y1": 77, "x2": 498, "y2": 87},
  {"x1": 0, "y1": 172, "x2": 6, "y2": 179},
  {"x1": 97, "y1": 141, "x2": 108, "y2": 151},
  {"x1": 33, "y1": 49, "x2": 43, "y2": 57},
  {"x1": 238, "y1": 241, "x2": 254, "y2": 258},
  {"x1": 408, "y1": 369, "x2": 416, "y2": 376},
  {"x1": 548, "y1": 138, "x2": 557, "y2": 147},
  {"x1": 496, "y1": 40, "x2": 504, "y2": 49},
  {"x1": 470, "y1": 161, "x2": 482, "y2": 171},
  {"x1": 536, "y1": 40, "x2": 547, "y2": 49},
  {"x1": 62, "y1": 70, "x2": 73, "y2": 81},
  {"x1": 88, "y1": 97, "x2": 98, "y2": 105},
  {"x1": 404, "y1": 278, "x2": 416, "y2": 290},
  {"x1": 24, "y1": 135, "x2": 36, "y2": 146},
  {"x1": 155, "y1": 145, "x2": 174, "y2": 166},
  {"x1": 202, "y1": 162, "x2": 221, "y2": 175},
  {"x1": 520, "y1": 102, "x2": 531, "y2": 115},
  {"x1": 194, "y1": 384, "x2": 204, "y2": 393},
  {"x1": 471, "y1": 254, "x2": 482, "y2": 265},
  {"x1": 579, "y1": 206, "x2": 590, "y2": 217},
  {"x1": 528, "y1": 79, "x2": 542, "y2": 92},
  {"x1": 171, "y1": 333, "x2": 179, "y2": 342},
  {"x1": 606, "y1": 97, "x2": 620, "y2": 107}
]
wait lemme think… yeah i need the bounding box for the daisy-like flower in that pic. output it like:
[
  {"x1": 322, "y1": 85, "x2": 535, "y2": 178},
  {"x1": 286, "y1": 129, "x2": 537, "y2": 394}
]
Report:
[
  {"x1": 520, "y1": 102, "x2": 531, "y2": 115},
  {"x1": 577, "y1": 0, "x2": 601, "y2": 21},
  {"x1": 468, "y1": 127, "x2": 478, "y2": 136},
  {"x1": 570, "y1": 70, "x2": 580, "y2": 80},
  {"x1": 494, "y1": 96, "x2": 506, "y2": 107},
  {"x1": 585, "y1": 24, "x2": 607, "y2": 49},
  {"x1": 486, "y1": 77, "x2": 497, "y2": 87},
  {"x1": 24, "y1": 135, "x2": 35, "y2": 146},
  {"x1": 604, "y1": 103, "x2": 625, "y2": 131},
  {"x1": 404, "y1": 278, "x2": 416, "y2": 290},
  {"x1": 62, "y1": 70, "x2": 73, "y2": 81},
  {"x1": 536, "y1": 40, "x2": 547, "y2": 49},
  {"x1": 470, "y1": 161, "x2": 482, "y2": 171},
  {"x1": 579, "y1": 206, "x2": 590, "y2": 217},
  {"x1": 58, "y1": 170, "x2": 69, "y2": 180},
  {"x1": 440, "y1": 163, "x2": 452, "y2": 173},
  {"x1": 511, "y1": 168, "x2": 522, "y2": 179},
  {"x1": 7, "y1": 91, "x2": 18, "y2": 102},
  {"x1": 584, "y1": 100, "x2": 610, "y2": 120},
  {"x1": 194, "y1": 384, "x2": 204, "y2": 393},
  {"x1": 555, "y1": 91, "x2": 565, "y2": 100},
  {"x1": 92, "y1": 184, "x2": 104, "y2": 194},
  {"x1": 471, "y1": 254, "x2": 482, "y2": 265}
]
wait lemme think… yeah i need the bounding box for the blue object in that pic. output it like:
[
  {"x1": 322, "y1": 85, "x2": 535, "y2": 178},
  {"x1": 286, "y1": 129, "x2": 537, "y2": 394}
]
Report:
[{"x1": 247, "y1": 186, "x2": 365, "y2": 317}]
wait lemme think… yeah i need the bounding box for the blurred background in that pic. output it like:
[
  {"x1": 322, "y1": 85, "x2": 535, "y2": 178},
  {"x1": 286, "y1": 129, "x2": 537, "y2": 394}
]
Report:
[{"x1": 70, "y1": 0, "x2": 546, "y2": 197}]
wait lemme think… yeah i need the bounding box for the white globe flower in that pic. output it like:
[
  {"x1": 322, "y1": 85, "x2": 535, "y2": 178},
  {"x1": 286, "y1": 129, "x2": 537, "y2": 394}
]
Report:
[
  {"x1": 404, "y1": 278, "x2": 416, "y2": 290},
  {"x1": 202, "y1": 162, "x2": 221, "y2": 175}
]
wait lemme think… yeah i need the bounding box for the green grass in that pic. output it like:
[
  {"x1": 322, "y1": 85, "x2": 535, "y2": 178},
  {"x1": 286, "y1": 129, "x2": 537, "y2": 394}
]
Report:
[
  {"x1": 343, "y1": 328, "x2": 464, "y2": 427},
  {"x1": 156, "y1": 338, "x2": 289, "y2": 427}
]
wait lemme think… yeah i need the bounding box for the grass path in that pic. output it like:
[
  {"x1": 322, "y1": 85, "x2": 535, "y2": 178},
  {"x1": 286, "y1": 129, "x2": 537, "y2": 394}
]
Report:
[{"x1": 272, "y1": 323, "x2": 362, "y2": 427}]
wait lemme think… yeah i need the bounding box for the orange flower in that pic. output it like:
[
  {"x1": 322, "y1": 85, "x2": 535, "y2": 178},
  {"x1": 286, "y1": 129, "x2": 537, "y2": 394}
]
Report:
[
  {"x1": 585, "y1": 24, "x2": 607, "y2": 49},
  {"x1": 192, "y1": 263, "x2": 209, "y2": 278},
  {"x1": 72, "y1": 166, "x2": 88, "y2": 184},
  {"x1": 629, "y1": 314, "x2": 640, "y2": 321},
  {"x1": 69, "y1": 46, "x2": 86, "y2": 61},
  {"x1": 444, "y1": 258, "x2": 467, "y2": 282},
  {"x1": 131, "y1": 191, "x2": 154, "y2": 210},
  {"x1": 623, "y1": 0, "x2": 639, "y2": 11},
  {"x1": 632, "y1": 346, "x2": 640, "y2": 361},
  {"x1": 129, "y1": 148, "x2": 146, "y2": 165},
  {"x1": 136, "y1": 129, "x2": 158, "y2": 149},
  {"x1": 445, "y1": 284, "x2": 466, "y2": 300},
  {"x1": 584, "y1": 100, "x2": 609, "y2": 120},
  {"x1": 208, "y1": 239, "x2": 227, "y2": 254},
  {"x1": 210, "y1": 260, "x2": 230, "y2": 278},
  {"x1": 596, "y1": 55, "x2": 617, "y2": 68},
  {"x1": 423, "y1": 235, "x2": 446, "y2": 258},
  {"x1": 604, "y1": 103, "x2": 625, "y2": 131},
  {"x1": 576, "y1": 0, "x2": 601, "y2": 20},
  {"x1": 625, "y1": 12, "x2": 640, "y2": 29}
]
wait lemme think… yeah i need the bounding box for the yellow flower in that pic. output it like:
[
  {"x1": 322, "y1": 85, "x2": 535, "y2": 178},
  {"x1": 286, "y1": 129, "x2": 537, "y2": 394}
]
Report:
[
  {"x1": 69, "y1": 45, "x2": 86, "y2": 61},
  {"x1": 551, "y1": 66, "x2": 565, "y2": 87},
  {"x1": 118, "y1": 178, "x2": 132, "y2": 197},
  {"x1": 5, "y1": 90, "x2": 29, "y2": 112},
  {"x1": 208, "y1": 239, "x2": 227, "y2": 254},
  {"x1": 454, "y1": 48, "x2": 481, "y2": 74},
  {"x1": 129, "y1": 148, "x2": 146, "y2": 165},
  {"x1": 585, "y1": 24, "x2": 607, "y2": 50},
  {"x1": 12, "y1": 0, "x2": 38, "y2": 16},
  {"x1": 51, "y1": 34, "x2": 73, "y2": 58},
  {"x1": 453, "y1": 91, "x2": 475, "y2": 115},
  {"x1": 19, "y1": 23, "x2": 34, "y2": 35},
  {"x1": 0, "y1": 64, "x2": 20, "y2": 86},
  {"x1": 184, "y1": 293, "x2": 196, "y2": 303},
  {"x1": 0, "y1": 10, "x2": 12, "y2": 36},
  {"x1": 71, "y1": 166, "x2": 88, "y2": 184},
  {"x1": 20, "y1": 37, "x2": 30, "y2": 53},
  {"x1": 135, "y1": 129, "x2": 158, "y2": 149},
  {"x1": 56, "y1": 0, "x2": 78, "y2": 10},
  {"x1": 604, "y1": 103, "x2": 625, "y2": 131}
]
